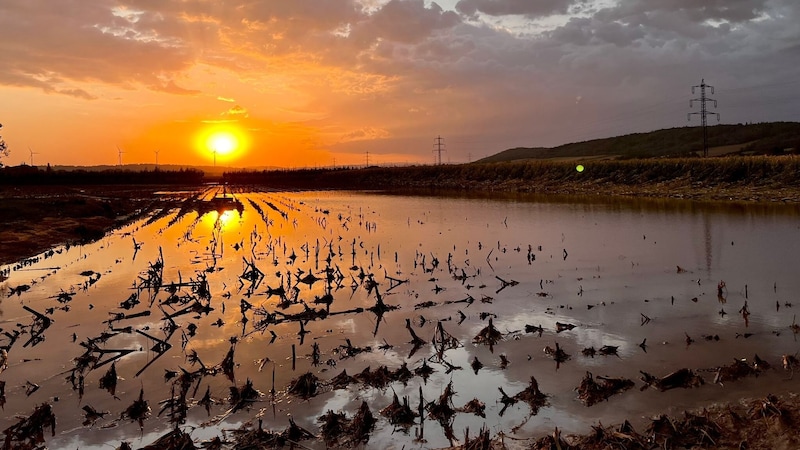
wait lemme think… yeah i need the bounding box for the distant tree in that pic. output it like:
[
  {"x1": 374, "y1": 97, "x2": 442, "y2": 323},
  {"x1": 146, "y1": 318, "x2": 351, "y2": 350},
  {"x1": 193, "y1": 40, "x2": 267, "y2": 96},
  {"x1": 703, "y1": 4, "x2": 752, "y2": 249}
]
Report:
[{"x1": 0, "y1": 123, "x2": 8, "y2": 167}]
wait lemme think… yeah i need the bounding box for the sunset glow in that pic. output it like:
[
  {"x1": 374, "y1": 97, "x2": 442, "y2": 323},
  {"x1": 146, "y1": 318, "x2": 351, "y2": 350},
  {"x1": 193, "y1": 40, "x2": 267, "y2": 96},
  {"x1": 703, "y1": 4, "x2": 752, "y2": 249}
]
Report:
[
  {"x1": 197, "y1": 126, "x2": 246, "y2": 163},
  {"x1": 0, "y1": 1, "x2": 797, "y2": 168}
]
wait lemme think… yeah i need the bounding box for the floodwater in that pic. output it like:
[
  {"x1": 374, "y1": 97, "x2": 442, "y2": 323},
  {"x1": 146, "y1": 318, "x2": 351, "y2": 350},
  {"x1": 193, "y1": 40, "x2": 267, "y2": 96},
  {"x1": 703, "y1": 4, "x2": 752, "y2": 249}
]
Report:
[{"x1": 2, "y1": 188, "x2": 800, "y2": 449}]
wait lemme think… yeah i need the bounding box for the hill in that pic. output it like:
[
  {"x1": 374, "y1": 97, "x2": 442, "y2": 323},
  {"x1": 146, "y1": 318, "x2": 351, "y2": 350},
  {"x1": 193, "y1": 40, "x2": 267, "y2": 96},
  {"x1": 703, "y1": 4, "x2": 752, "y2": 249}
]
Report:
[{"x1": 478, "y1": 122, "x2": 800, "y2": 163}]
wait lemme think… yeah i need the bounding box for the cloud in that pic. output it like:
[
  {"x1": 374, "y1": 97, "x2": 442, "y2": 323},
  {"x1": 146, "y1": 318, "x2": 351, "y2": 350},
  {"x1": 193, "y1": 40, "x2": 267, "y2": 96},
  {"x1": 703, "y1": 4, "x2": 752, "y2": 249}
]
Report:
[
  {"x1": 0, "y1": 0, "x2": 196, "y2": 97},
  {"x1": 223, "y1": 105, "x2": 249, "y2": 118},
  {"x1": 3, "y1": 0, "x2": 800, "y2": 163},
  {"x1": 339, "y1": 127, "x2": 391, "y2": 142},
  {"x1": 455, "y1": 0, "x2": 578, "y2": 18},
  {"x1": 152, "y1": 80, "x2": 201, "y2": 95},
  {"x1": 350, "y1": 0, "x2": 461, "y2": 45},
  {"x1": 56, "y1": 88, "x2": 98, "y2": 100}
]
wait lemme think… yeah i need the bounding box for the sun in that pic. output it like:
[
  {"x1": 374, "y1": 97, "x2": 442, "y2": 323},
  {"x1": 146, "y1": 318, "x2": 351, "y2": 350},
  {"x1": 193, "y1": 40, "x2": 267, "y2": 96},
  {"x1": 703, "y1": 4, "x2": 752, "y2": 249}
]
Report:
[
  {"x1": 208, "y1": 131, "x2": 238, "y2": 156},
  {"x1": 196, "y1": 125, "x2": 248, "y2": 164}
]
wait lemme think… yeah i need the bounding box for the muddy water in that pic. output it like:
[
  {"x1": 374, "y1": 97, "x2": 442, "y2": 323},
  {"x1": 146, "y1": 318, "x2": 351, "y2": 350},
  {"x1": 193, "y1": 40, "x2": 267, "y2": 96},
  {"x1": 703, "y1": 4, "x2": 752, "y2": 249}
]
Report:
[{"x1": 2, "y1": 189, "x2": 800, "y2": 449}]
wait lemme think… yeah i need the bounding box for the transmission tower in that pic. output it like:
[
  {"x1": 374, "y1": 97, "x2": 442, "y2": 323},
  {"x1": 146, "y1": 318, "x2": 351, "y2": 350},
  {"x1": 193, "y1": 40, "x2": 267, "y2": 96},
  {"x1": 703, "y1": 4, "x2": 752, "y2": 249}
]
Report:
[
  {"x1": 365, "y1": 151, "x2": 370, "y2": 167},
  {"x1": 433, "y1": 135, "x2": 445, "y2": 165},
  {"x1": 688, "y1": 79, "x2": 720, "y2": 157}
]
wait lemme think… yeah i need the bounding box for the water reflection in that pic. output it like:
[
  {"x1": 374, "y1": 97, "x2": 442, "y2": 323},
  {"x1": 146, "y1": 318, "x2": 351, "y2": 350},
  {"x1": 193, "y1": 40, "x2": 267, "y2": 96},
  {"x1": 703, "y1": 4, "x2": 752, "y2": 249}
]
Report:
[{"x1": 0, "y1": 189, "x2": 799, "y2": 449}]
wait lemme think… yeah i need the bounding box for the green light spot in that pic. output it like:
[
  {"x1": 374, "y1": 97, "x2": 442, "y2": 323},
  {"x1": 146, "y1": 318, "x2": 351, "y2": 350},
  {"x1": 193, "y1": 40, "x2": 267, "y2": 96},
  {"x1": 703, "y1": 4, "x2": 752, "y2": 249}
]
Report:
[{"x1": 576, "y1": 164, "x2": 585, "y2": 172}]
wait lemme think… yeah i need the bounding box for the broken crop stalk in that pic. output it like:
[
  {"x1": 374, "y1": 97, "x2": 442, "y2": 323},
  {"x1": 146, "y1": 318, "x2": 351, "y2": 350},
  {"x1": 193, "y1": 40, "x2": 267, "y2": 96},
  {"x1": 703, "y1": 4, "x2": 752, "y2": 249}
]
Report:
[
  {"x1": 120, "y1": 388, "x2": 150, "y2": 430},
  {"x1": 431, "y1": 321, "x2": 460, "y2": 360},
  {"x1": 426, "y1": 381, "x2": 456, "y2": 424},
  {"x1": 576, "y1": 372, "x2": 634, "y2": 406},
  {"x1": 473, "y1": 317, "x2": 502, "y2": 351},
  {"x1": 640, "y1": 368, "x2": 705, "y2": 392},
  {"x1": 544, "y1": 343, "x2": 570, "y2": 368},
  {"x1": 2, "y1": 403, "x2": 56, "y2": 449},
  {"x1": 380, "y1": 392, "x2": 417, "y2": 427},
  {"x1": 288, "y1": 372, "x2": 322, "y2": 399}
]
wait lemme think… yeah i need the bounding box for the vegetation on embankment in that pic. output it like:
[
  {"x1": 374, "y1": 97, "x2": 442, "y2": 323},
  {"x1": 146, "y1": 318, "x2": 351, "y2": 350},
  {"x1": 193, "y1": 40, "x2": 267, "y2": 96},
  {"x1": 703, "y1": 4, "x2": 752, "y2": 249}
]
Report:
[
  {"x1": 0, "y1": 165, "x2": 205, "y2": 185},
  {"x1": 478, "y1": 122, "x2": 800, "y2": 162},
  {"x1": 225, "y1": 155, "x2": 800, "y2": 202}
]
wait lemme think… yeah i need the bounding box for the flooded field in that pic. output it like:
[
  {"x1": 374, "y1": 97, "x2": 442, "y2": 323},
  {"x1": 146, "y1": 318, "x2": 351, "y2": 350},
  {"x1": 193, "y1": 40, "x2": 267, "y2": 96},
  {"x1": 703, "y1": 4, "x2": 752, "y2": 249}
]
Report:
[{"x1": 2, "y1": 187, "x2": 800, "y2": 449}]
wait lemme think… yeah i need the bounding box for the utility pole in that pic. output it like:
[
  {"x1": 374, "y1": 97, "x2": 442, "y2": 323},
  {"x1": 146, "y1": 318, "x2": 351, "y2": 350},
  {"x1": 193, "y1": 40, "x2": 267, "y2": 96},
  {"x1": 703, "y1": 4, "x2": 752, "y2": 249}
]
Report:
[
  {"x1": 28, "y1": 147, "x2": 39, "y2": 166},
  {"x1": 433, "y1": 135, "x2": 445, "y2": 165},
  {"x1": 116, "y1": 145, "x2": 125, "y2": 166},
  {"x1": 688, "y1": 79, "x2": 720, "y2": 157}
]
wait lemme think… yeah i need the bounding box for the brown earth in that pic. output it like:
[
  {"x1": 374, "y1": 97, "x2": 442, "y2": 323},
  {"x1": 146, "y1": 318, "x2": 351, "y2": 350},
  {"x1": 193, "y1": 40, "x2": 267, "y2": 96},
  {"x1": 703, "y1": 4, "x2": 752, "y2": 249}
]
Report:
[
  {"x1": 446, "y1": 392, "x2": 800, "y2": 450},
  {"x1": 0, "y1": 185, "x2": 162, "y2": 266}
]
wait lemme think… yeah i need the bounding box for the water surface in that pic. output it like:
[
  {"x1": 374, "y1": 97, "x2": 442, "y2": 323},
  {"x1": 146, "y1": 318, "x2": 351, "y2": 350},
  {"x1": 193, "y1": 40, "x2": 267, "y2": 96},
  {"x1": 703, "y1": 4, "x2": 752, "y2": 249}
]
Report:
[{"x1": 2, "y1": 189, "x2": 799, "y2": 449}]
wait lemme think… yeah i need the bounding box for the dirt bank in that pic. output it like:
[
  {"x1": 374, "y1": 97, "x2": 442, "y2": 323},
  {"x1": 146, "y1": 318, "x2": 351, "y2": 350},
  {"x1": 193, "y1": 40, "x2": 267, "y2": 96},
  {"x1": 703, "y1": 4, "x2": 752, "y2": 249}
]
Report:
[
  {"x1": 0, "y1": 185, "x2": 161, "y2": 266},
  {"x1": 446, "y1": 391, "x2": 800, "y2": 450}
]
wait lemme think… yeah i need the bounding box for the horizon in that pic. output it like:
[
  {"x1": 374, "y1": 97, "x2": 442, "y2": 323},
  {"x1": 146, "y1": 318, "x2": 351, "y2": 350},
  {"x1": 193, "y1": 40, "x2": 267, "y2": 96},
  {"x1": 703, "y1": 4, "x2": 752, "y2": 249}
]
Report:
[
  {"x1": 2, "y1": 1, "x2": 799, "y2": 168},
  {"x1": 6, "y1": 120, "x2": 794, "y2": 171}
]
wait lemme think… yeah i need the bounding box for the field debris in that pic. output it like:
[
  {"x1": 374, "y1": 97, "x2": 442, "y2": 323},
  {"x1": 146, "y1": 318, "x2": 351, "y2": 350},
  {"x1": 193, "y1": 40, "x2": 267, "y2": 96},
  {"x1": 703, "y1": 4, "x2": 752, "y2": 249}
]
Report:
[
  {"x1": 229, "y1": 417, "x2": 314, "y2": 449},
  {"x1": 120, "y1": 388, "x2": 150, "y2": 429},
  {"x1": 381, "y1": 392, "x2": 417, "y2": 427},
  {"x1": 555, "y1": 321, "x2": 576, "y2": 333},
  {"x1": 498, "y1": 376, "x2": 549, "y2": 417},
  {"x1": 288, "y1": 372, "x2": 321, "y2": 399},
  {"x1": 473, "y1": 317, "x2": 503, "y2": 349},
  {"x1": 640, "y1": 368, "x2": 705, "y2": 391},
  {"x1": 229, "y1": 378, "x2": 260, "y2": 413},
  {"x1": 457, "y1": 398, "x2": 486, "y2": 418},
  {"x1": 713, "y1": 358, "x2": 759, "y2": 385},
  {"x1": 544, "y1": 342, "x2": 570, "y2": 367},
  {"x1": 426, "y1": 380, "x2": 456, "y2": 423},
  {"x1": 2, "y1": 403, "x2": 56, "y2": 449},
  {"x1": 514, "y1": 376, "x2": 549, "y2": 414},
  {"x1": 318, "y1": 410, "x2": 349, "y2": 447},
  {"x1": 576, "y1": 372, "x2": 635, "y2": 406},
  {"x1": 139, "y1": 428, "x2": 195, "y2": 450}
]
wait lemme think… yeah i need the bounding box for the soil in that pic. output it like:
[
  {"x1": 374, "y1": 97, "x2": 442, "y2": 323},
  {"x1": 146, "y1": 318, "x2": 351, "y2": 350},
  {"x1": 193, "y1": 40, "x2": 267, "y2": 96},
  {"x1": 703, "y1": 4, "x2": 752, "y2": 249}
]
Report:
[
  {"x1": 0, "y1": 185, "x2": 165, "y2": 266},
  {"x1": 446, "y1": 392, "x2": 800, "y2": 450},
  {"x1": 2, "y1": 182, "x2": 800, "y2": 449}
]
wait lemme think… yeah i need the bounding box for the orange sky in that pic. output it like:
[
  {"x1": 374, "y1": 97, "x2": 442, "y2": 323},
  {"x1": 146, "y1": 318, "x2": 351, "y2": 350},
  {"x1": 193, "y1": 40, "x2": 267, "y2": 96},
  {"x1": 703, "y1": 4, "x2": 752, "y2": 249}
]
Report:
[{"x1": 1, "y1": 1, "x2": 798, "y2": 168}]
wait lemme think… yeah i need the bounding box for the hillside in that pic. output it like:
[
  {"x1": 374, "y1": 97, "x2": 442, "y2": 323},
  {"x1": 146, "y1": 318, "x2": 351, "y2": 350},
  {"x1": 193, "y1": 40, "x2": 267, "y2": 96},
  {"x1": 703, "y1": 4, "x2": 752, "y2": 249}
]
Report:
[{"x1": 478, "y1": 122, "x2": 800, "y2": 163}]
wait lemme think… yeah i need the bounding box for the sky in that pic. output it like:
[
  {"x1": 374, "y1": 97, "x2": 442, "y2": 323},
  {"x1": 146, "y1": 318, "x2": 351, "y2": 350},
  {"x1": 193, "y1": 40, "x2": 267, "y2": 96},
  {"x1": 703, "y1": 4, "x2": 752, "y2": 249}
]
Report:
[{"x1": 1, "y1": 0, "x2": 799, "y2": 168}]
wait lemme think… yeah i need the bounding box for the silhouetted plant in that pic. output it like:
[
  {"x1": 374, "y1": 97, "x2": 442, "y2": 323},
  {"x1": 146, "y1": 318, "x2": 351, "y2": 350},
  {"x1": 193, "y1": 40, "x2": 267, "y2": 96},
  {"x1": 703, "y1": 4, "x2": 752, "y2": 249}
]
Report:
[{"x1": 0, "y1": 123, "x2": 9, "y2": 167}]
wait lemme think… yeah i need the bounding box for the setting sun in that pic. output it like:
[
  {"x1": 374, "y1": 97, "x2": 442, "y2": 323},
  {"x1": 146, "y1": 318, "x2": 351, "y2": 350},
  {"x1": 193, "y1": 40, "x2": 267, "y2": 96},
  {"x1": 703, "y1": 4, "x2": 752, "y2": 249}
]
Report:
[
  {"x1": 196, "y1": 125, "x2": 248, "y2": 164},
  {"x1": 209, "y1": 132, "x2": 237, "y2": 155}
]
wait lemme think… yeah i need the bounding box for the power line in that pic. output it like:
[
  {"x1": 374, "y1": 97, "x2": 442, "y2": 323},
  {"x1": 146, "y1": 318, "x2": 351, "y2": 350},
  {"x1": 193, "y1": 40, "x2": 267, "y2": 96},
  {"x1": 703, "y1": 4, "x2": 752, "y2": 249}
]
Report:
[{"x1": 688, "y1": 79, "x2": 720, "y2": 157}]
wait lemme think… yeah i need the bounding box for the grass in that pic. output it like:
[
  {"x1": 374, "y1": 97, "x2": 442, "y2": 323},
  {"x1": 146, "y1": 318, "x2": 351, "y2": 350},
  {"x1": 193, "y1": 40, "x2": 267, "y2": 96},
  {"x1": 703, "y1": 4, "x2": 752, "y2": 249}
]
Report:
[
  {"x1": 224, "y1": 155, "x2": 800, "y2": 201},
  {"x1": 477, "y1": 122, "x2": 800, "y2": 162}
]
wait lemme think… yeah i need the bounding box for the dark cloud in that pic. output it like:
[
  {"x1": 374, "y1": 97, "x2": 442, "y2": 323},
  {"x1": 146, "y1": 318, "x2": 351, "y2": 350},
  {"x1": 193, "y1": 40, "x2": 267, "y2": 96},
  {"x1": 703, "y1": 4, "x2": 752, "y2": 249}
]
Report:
[
  {"x1": 455, "y1": 0, "x2": 577, "y2": 18},
  {"x1": 607, "y1": 0, "x2": 770, "y2": 24}
]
